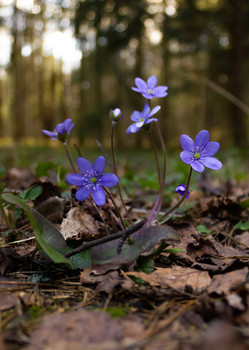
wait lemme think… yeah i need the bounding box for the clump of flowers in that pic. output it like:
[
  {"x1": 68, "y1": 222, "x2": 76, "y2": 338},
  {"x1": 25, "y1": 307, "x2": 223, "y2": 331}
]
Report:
[
  {"x1": 42, "y1": 118, "x2": 75, "y2": 143},
  {"x1": 67, "y1": 156, "x2": 119, "y2": 206}
]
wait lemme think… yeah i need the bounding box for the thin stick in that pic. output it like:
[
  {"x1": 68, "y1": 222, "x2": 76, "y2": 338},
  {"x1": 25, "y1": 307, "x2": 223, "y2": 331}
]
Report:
[
  {"x1": 64, "y1": 219, "x2": 146, "y2": 258},
  {"x1": 104, "y1": 188, "x2": 125, "y2": 230},
  {"x1": 111, "y1": 123, "x2": 132, "y2": 222}
]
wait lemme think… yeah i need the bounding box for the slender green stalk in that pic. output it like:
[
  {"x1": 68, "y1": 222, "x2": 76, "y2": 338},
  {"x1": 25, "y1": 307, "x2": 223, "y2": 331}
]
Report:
[
  {"x1": 155, "y1": 122, "x2": 167, "y2": 188},
  {"x1": 104, "y1": 187, "x2": 126, "y2": 230},
  {"x1": 111, "y1": 122, "x2": 132, "y2": 222},
  {"x1": 158, "y1": 167, "x2": 193, "y2": 224},
  {"x1": 63, "y1": 142, "x2": 76, "y2": 173}
]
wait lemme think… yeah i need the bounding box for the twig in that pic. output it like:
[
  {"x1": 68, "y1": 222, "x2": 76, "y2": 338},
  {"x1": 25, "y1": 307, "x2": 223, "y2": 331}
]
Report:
[{"x1": 64, "y1": 219, "x2": 146, "y2": 258}]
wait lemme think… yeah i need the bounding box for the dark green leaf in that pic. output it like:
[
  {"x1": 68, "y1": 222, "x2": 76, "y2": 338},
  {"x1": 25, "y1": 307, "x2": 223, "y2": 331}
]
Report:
[{"x1": 19, "y1": 185, "x2": 43, "y2": 201}]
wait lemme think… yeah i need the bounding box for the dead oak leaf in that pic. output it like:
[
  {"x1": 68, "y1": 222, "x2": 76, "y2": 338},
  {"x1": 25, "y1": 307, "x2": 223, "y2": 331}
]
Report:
[
  {"x1": 208, "y1": 267, "x2": 248, "y2": 295},
  {"x1": 127, "y1": 266, "x2": 211, "y2": 293}
]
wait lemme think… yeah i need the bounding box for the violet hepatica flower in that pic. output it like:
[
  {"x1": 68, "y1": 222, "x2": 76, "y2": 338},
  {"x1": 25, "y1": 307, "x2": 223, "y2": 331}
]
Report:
[
  {"x1": 175, "y1": 185, "x2": 190, "y2": 198},
  {"x1": 127, "y1": 103, "x2": 161, "y2": 134},
  {"x1": 180, "y1": 130, "x2": 222, "y2": 173},
  {"x1": 42, "y1": 118, "x2": 74, "y2": 143},
  {"x1": 66, "y1": 156, "x2": 119, "y2": 206},
  {"x1": 132, "y1": 75, "x2": 168, "y2": 100}
]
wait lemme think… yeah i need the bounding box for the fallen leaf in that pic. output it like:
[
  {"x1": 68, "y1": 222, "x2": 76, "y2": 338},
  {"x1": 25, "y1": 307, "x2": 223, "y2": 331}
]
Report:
[
  {"x1": 226, "y1": 294, "x2": 245, "y2": 311},
  {"x1": 25, "y1": 309, "x2": 144, "y2": 350},
  {"x1": 60, "y1": 207, "x2": 101, "y2": 241},
  {"x1": 208, "y1": 267, "x2": 248, "y2": 295},
  {"x1": 80, "y1": 268, "x2": 121, "y2": 294},
  {"x1": 0, "y1": 294, "x2": 17, "y2": 311},
  {"x1": 127, "y1": 266, "x2": 211, "y2": 293}
]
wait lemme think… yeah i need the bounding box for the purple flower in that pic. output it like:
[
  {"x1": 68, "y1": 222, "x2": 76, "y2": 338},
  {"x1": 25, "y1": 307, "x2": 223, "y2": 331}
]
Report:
[
  {"x1": 175, "y1": 185, "x2": 190, "y2": 198},
  {"x1": 109, "y1": 108, "x2": 123, "y2": 122},
  {"x1": 180, "y1": 130, "x2": 222, "y2": 173},
  {"x1": 132, "y1": 75, "x2": 168, "y2": 100},
  {"x1": 127, "y1": 103, "x2": 161, "y2": 134},
  {"x1": 42, "y1": 118, "x2": 74, "y2": 143},
  {"x1": 66, "y1": 156, "x2": 119, "y2": 206}
]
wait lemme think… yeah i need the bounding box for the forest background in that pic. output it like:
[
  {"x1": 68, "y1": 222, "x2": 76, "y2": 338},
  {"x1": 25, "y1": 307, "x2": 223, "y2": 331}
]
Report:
[{"x1": 0, "y1": 0, "x2": 248, "y2": 151}]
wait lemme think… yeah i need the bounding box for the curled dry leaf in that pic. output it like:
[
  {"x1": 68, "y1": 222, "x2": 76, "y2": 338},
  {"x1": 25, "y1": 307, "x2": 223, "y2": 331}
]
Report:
[
  {"x1": 208, "y1": 267, "x2": 248, "y2": 295},
  {"x1": 60, "y1": 207, "x2": 101, "y2": 241},
  {"x1": 127, "y1": 265, "x2": 212, "y2": 293}
]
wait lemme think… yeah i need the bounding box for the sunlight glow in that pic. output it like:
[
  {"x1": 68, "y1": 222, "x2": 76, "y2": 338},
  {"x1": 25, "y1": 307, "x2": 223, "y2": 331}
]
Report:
[
  {"x1": 0, "y1": 28, "x2": 12, "y2": 66},
  {"x1": 43, "y1": 29, "x2": 82, "y2": 73}
]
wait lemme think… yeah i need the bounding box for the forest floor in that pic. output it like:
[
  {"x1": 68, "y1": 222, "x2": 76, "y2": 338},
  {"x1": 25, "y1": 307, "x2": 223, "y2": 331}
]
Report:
[{"x1": 0, "y1": 146, "x2": 249, "y2": 350}]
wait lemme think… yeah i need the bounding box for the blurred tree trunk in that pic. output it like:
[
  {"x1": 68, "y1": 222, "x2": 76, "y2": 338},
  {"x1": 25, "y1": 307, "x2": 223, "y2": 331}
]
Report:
[
  {"x1": 228, "y1": 0, "x2": 248, "y2": 146},
  {"x1": 11, "y1": 0, "x2": 25, "y2": 139}
]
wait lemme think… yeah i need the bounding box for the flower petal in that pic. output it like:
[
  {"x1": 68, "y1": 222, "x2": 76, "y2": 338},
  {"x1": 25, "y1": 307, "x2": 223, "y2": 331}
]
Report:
[
  {"x1": 149, "y1": 105, "x2": 161, "y2": 117},
  {"x1": 201, "y1": 156, "x2": 222, "y2": 170},
  {"x1": 135, "y1": 121, "x2": 144, "y2": 128},
  {"x1": 130, "y1": 111, "x2": 141, "y2": 122},
  {"x1": 93, "y1": 156, "x2": 106, "y2": 173},
  {"x1": 141, "y1": 103, "x2": 150, "y2": 118},
  {"x1": 101, "y1": 173, "x2": 119, "y2": 187},
  {"x1": 145, "y1": 118, "x2": 158, "y2": 124},
  {"x1": 42, "y1": 130, "x2": 57, "y2": 138},
  {"x1": 92, "y1": 187, "x2": 106, "y2": 206},
  {"x1": 205, "y1": 141, "x2": 220, "y2": 156},
  {"x1": 127, "y1": 123, "x2": 140, "y2": 134},
  {"x1": 180, "y1": 151, "x2": 192, "y2": 164},
  {"x1": 134, "y1": 77, "x2": 147, "y2": 91},
  {"x1": 142, "y1": 92, "x2": 154, "y2": 99},
  {"x1": 63, "y1": 118, "x2": 73, "y2": 130},
  {"x1": 147, "y1": 75, "x2": 157, "y2": 89},
  {"x1": 77, "y1": 157, "x2": 93, "y2": 173},
  {"x1": 67, "y1": 123, "x2": 75, "y2": 134},
  {"x1": 180, "y1": 135, "x2": 194, "y2": 152},
  {"x1": 195, "y1": 130, "x2": 209, "y2": 147},
  {"x1": 131, "y1": 87, "x2": 143, "y2": 93},
  {"x1": 66, "y1": 174, "x2": 84, "y2": 186},
  {"x1": 191, "y1": 161, "x2": 205, "y2": 173},
  {"x1": 75, "y1": 187, "x2": 92, "y2": 201},
  {"x1": 153, "y1": 86, "x2": 168, "y2": 98},
  {"x1": 55, "y1": 122, "x2": 65, "y2": 134}
]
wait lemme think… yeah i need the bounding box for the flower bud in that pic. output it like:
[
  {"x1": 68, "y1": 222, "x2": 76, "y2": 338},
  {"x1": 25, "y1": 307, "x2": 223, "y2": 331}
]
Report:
[{"x1": 109, "y1": 108, "x2": 123, "y2": 122}]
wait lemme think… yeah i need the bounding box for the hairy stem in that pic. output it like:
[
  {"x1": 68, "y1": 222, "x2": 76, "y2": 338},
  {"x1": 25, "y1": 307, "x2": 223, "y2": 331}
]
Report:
[
  {"x1": 63, "y1": 142, "x2": 76, "y2": 173},
  {"x1": 158, "y1": 167, "x2": 193, "y2": 223}
]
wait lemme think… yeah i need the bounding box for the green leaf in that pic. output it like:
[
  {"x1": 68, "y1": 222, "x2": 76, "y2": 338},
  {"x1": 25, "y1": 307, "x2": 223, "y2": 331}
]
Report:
[
  {"x1": 1, "y1": 193, "x2": 70, "y2": 267},
  {"x1": 240, "y1": 198, "x2": 249, "y2": 209},
  {"x1": 19, "y1": 185, "x2": 43, "y2": 201},
  {"x1": 35, "y1": 161, "x2": 56, "y2": 177},
  {"x1": 63, "y1": 246, "x2": 92, "y2": 270},
  {"x1": 0, "y1": 167, "x2": 6, "y2": 178},
  {"x1": 234, "y1": 221, "x2": 249, "y2": 231},
  {"x1": 196, "y1": 224, "x2": 212, "y2": 234},
  {"x1": 136, "y1": 256, "x2": 154, "y2": 274},
  {"x1": 164, "y1": 247, "x2": 183, "y2": 254}
]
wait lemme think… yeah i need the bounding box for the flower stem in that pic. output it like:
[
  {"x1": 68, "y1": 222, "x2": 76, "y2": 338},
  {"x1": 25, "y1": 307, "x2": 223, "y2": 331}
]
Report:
[
  {"x1": 111, "y1": 122, "x2": 132, "y2": 222},
  {"x1": 63, "y1": 142, "x2": 76, "y2": 173},
  {"x1": 104, "y1": 187, "x2": 126, "y2": 230},
  {"x1": 155, "y1": 122, "x2": 167, "y2": 188},
  {"x1": 158, "y1": 167, "x2": 193, "y2": 224}
]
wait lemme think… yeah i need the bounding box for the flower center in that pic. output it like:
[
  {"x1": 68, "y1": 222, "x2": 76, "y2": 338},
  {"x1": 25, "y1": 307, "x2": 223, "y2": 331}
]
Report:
[
  {"x1": 90, "y1": 177, "x2": 97, "y2": 184},
  {"x1": 140, "y1": 118, "x2": 145, "y2": 122},
  {"x1": 194, "y1": 152, "x2": 200, "y2": 159},
  {"x1": 147, "y1": 89, "x2": 153, "y2": 95}
]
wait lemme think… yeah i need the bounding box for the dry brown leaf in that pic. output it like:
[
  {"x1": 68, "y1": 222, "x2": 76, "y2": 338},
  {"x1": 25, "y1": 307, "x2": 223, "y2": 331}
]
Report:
[
  {"x1": 60, "y1": 207, "x2": 101, "y2": 241},
  {"x1": 127, "y1": 266, "x2": 212, "y2": 293},
  {"x1": 25, "y1": 309, "x2": 144, "y2": 350},
  {"x1": 208, "y1": 267, "x2": 248, "y2": 295},
  {"x1": 226, "y1": 294, "x2": 245, "y2": 311},
  {"x1": 0, "y1": 294, "x2": 17, "y2": 311},
  {"x1": 80, "y1": 268, "x2": 121, "y2": 294}
]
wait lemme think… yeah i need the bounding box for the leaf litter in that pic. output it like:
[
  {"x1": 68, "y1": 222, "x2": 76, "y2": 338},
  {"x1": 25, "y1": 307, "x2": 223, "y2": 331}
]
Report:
[{"x1": 1, "y1": 171, "x2": 249, "y2": 350}]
